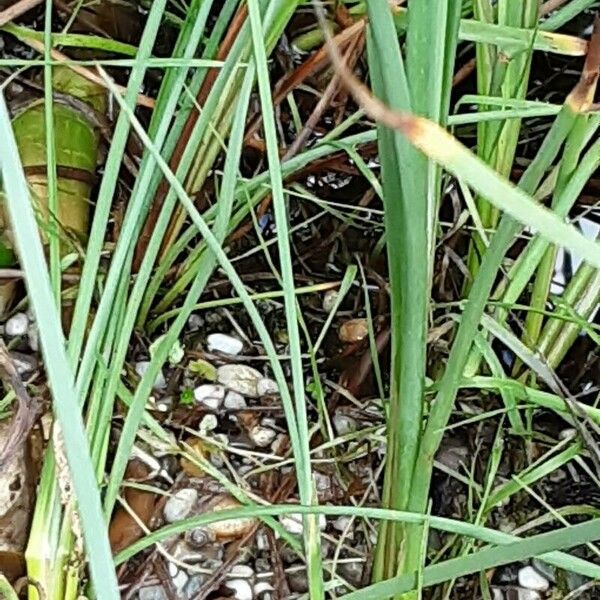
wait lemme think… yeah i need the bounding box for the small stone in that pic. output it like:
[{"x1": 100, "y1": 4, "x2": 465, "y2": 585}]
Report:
[
  {"x1": 333, "y1": 412, "x2": 356, "y2": 436},
  {"x1": 249, "y1": 426, "x2": 277, "y2": 448},
  {"x1": 339, "y1": 318, "x2": 368, "y2": 343},
  {"x1": 517, "y1": 590, "x2": 541, "y2": 600},
  {"x1": 5, "y1": 312, "x2": 29, "y2": 337},
  {"x1": 228, "y1": 565, "x2": 254, "y2": 579},
  {"x1": 280, "y1": 513, "x2": 326, "y2": 535},
  {"x1": 135, "y1": 361, "x2": 166, "y2": 390},
  {"x1": 27, "y1": 323, "x2": 39, "y2": 352},
  {"x1": 254, "y1": 582, "x2": 274, "y2": 599},
  {"x1": 518, "y1": 566, "x2": 549, "y2": 592},
  {"x1": 490, "y1": 589, "x2": 503, "y2": 600},
  {"x1": 217, "y1": 364, "x2": 262, "y2": 397},
  {"x1": 313, "y1": 471, "x2": 330, "y2": 493},
  {"x1": 224, "y1": 391, "x2": 247, "y2": 410},
  {"x1": 184, "y1": 575, "x2": 206, "y2": 599},
  {"x1": 254, "y1": 557, "x2": 270, "y2": 572},
  {"x1": 171, "y1": 568, "x2": 189, "y2": 592},
  {"x1": 225, "y1": 579, "x2": 253, "y2": 600},
  {"x1": 333, "y1": 516, "x2": 352, "y2": 533},
  {"x1": 199, "y1": 414, "x2": 218, "y2": 431},
  {"x1": 163, "y1": 488, "x2": 198, "y2": 523},
  {"x1": 256, "y1": 532, "x2": 269, "y2": 551},
  {"x1": 11, "y1": 352, "x2": 37, "y2": 375},
  {"x1": 193, "y1": 384, "x2": 226, "y2": 410},
  {"x1": 188, "y1": 314, "x2": 202, "y2": 330},
  {"x1": 138, "y1": 585, "x2": 167, "y2": 600},
  {"x1": 257, "y1": 378, "x2": 278, "y2": 396},
  {"x1": 288, "y1": 571, "x2": 308, "y2": 594},
  {"x1": 322, "y1": 290, "x2": 338, "y2": 313},
  {"x1": 207, "y1": 333, "x2": 243, "y2": 355},
  {"x1": 280, "y1": 514, "x2": 303, "y2": 535}
]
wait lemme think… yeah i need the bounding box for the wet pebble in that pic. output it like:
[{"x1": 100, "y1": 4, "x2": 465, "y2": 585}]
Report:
[
  {"x1": 5, "y1": 312, "x2": 29, "y2": 337},
  {"x1": 164, "y1": 488, "x2": 198, "y2": 523},
  {"x1": 194, "y1": 384, "x2": 226, "y2": 410},
  {"x1": 518, "y1": 566, "x2": 549, "y2": 592},
  {"x1": 217, "y1": 364, "x2": 263, "y2": 397},
  {"x1": 257, "y1": 377, "x2": 278, "y2": 396},
  {"x1": 224, "y1": 390, "x2": 247, "y2": 410},
  {"x1": 207, "y1": 333, "x2": 243, "y2": 355},
  {"x1": 135, "y1": 360, "x2": 166, "y2": 390},
  {"x1": 225, "y1": 579, "x2": 253, "y2": 600}
]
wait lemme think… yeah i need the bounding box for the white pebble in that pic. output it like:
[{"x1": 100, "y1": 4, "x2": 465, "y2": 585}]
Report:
[
  {"x1": 518, "y1": 590, "x2": 541, "y2": 600},
  {"x1": 171, "y1": 569, "x2": 189, "y2": 592},
  {"x1": 135, "y1": 361, "x2": 166, "y2": 390},
  {"x1": 228, "y1": 564, "x2": 254, "y2": 579},
  {"x1": 5, "y1": 312, "x2": 28, "y2": 337},
  {"x1": 280, "y1": 514, "x2": 304, "y2": 535},
  {"x1": 256, "y1": 531, "x2": 269, "y2": 551},
  {"x1": 164, "y1": 488, "x2": 198, "y2": 523},
  {"x1": 224, "y1": 391, "x2": 247, "y2": 410},
  {"x1": 250, "y1": 426, "x2": 277, "y2": 448},
  {"x1": 207, "y1": 333, "x2": 243, "y2": 355},
  {"x1": 199, "y1": 414, "x2": 218, "y2": 431},
  {"x1": 559, "y1": 428, "x2": 577, "y2": 440},
  {"x1": 225, "y1": 579, "x2": 253, "y2": 600},
  {"x1": 490, "y1": 589, "x2": 503, "y2": 600},
  {"x1": 280, "y1": 513, "x2": 326, "y2": 535},
  {"x1": 322, "y1": 290, "x2": 339, "y2": 312},
  {"x1": 254, "y1": 582, "x2": 274, "y2": 598},
  {"x1": 333, "y1": 412, "x2": 356, "y2": 436},
  {"x1": 217, "y1": 364, "x2": 263, "y2": 397},
  {"x1": 257, "y1": 377, "x2": 279, "y2": 396},
  {"x1": 193, "y1": 384, "x2": 226, "y2": 410},
  {"x1": 27, "y1": 323, "x2": 39, "y2": 351},
  {"x1": 518, "y1": 566, "x2": 549, "y2": 592}
]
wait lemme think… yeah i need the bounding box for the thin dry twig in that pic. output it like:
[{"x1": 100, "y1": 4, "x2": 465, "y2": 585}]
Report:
[
  {"x1": 0, "y1": 339, "x2": 40, "y2": 466},
  {"x1": 0, "y1": 0, "x2": 43, "y2": 27},
  {"x1": 12, "y1": 36, "x2": 155, "y2": 108}
]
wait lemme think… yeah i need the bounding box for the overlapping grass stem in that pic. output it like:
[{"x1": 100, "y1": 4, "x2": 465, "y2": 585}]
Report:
[{"x1": 0, "y1": 0, "x2": 599, "y2": 599}]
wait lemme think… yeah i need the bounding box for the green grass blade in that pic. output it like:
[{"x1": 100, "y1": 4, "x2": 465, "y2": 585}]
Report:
[{"x1": 0, "y1": 92, "x2": 118, "y2": 600}]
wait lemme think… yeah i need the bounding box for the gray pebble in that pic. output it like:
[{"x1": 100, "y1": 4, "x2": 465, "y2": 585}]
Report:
[{"x1": 164, "y1": 488, "x2": 198, "y2": 523}]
